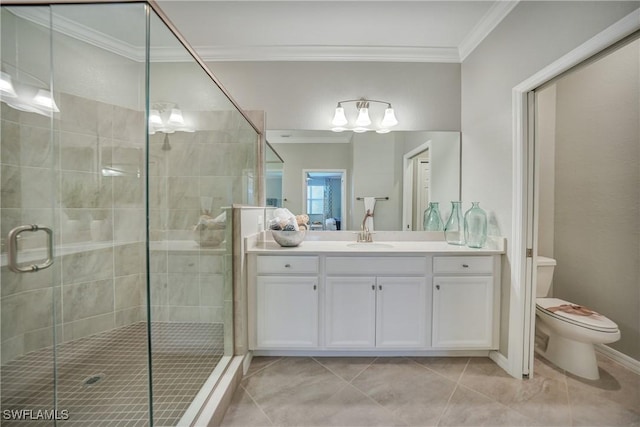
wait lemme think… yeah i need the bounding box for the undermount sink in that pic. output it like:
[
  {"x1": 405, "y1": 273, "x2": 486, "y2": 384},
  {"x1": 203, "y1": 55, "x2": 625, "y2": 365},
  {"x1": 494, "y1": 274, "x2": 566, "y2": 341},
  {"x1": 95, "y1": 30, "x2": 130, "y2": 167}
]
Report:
[{"x1": 346, "y1": 242, "x2": 394, "y2": 249}]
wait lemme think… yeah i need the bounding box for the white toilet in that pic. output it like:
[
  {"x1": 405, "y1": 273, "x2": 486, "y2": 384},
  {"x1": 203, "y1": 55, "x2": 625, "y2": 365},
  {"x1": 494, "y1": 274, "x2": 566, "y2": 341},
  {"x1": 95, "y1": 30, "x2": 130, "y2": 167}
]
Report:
[{"x1": 535, "y1": 256, "x2": 620, "y2": 380}]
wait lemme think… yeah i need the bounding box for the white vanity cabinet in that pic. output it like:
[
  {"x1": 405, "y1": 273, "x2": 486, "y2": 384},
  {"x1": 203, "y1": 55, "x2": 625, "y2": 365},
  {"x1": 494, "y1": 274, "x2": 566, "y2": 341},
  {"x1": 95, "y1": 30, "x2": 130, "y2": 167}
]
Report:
[
  {"x1": 324, "y1": 257, "x2": 428, "y2": 349},
  {"x1": 247, "y1": 244, "x2": 502, "y2": 354},
  {"x1": 431, "y1": 256, "x2": 500, "y2": 349},
  {"x1": 253, "y1": 256, "x2": 319, "y2": 349}
]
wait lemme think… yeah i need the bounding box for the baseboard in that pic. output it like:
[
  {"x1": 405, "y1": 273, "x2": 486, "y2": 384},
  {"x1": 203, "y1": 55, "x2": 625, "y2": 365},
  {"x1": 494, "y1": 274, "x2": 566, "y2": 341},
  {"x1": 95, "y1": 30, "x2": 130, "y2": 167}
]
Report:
[
  {"x1": 243, "y1": 351, "x2": 254, "y2": 375},
  {"x1": 190, "y1": 355, "x2": 245, "y2": 427},
  {"x1": 253, "y1": 349, "x2": 491, "y2": 357},
  {"x1": 595, "y1": 344, "x2": 640, "y2": 375},
  {"x1": 489, "y1": 350, "x2": 519, "y2": 378}
]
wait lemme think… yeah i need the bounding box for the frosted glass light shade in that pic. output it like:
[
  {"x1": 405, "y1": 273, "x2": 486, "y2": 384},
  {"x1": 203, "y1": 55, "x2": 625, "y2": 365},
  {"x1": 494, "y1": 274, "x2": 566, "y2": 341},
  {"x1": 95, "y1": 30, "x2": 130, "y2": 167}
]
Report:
[
  {"x1": 149, "y1": 109, "x2": 163, "y2": 125},
  {"x1": 376, "y1": 128, "x2": 390, "y2": 134},
  {"x1": 355, "y1": 107, "x2": 371, "y2": 127},
  {"x1": 32, "y1": 89, "x2": 60, "y2": 113},
  {"x1": 353, "y1": 127, "x2": 369, "y2": 133},
  {"x1": 380, "y1": 107, "x2": 398, "y2": 127},
  {"x1": 168, "y1": 108, "x2": 184, "y2": 125},
  {"x1": 331, "y1": 127, "x2": 346, "y2": 133},
  {"x1": 331, "y1": 106, "x2": 348, "y2": 126},
  {"x1": 0, "y1": 72, "x2": 17, "y2": 98}
]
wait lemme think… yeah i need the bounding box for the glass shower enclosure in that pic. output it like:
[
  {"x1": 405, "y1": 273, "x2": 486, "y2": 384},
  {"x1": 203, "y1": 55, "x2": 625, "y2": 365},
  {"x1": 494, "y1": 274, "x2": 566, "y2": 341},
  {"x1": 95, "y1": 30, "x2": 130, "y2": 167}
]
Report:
[{"x1": 0, "y1": 2, "x2": 259, "y2": 425}]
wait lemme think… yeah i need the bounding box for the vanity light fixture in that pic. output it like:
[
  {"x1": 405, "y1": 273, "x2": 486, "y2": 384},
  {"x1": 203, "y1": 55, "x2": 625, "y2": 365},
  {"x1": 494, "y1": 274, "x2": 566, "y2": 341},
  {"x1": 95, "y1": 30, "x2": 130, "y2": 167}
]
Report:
[
  {"x1": 148, "y1": 102, "x2": 194, "y2": 134},
  {"x1": 0, "y1": 71, "x2": 17, "y2": 98},
  {"x1": 0, "y1": 71, "x2": 60, "y2": 116},
  {"x1": 331, "y1": 98, "x2": 398, "y2": 133}
]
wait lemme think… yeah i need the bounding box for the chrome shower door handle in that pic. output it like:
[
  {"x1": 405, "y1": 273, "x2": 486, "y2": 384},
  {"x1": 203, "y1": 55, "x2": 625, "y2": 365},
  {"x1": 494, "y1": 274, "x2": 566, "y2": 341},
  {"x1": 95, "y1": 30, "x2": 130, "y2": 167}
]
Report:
[{"x1": 7, "y1": 224, "x2": 54, "y2": 273}]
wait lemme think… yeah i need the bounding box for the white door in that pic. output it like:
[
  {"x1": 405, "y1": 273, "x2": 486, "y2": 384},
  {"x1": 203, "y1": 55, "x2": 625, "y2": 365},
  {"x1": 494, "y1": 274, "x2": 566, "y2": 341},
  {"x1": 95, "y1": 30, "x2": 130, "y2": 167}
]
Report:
[
  {"x1": 325, "y1": 276, "x2": 376, "y2": 348},
  {"x1": 256, "y1": 276, "x2": 318, "y2": 348},
  {"x1": 414, "y1": 159, "x2": 431, "y2": 230},
  {"x1": 432, "y1": 276, "x2": 494, "y2": 348},
  {"x1": 376, "y1": 277, "x2": 428, "y2": 348}
]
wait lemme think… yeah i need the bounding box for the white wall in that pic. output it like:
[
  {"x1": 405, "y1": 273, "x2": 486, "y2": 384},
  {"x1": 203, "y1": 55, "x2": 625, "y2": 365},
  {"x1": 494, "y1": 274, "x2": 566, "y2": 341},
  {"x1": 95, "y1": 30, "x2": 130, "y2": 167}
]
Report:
[
  {"x1": 403, "y1": 131, "x2": 461, "y2": 222},
  {"x1": 461, "y1": 1, "x2": 640, "y2": 357},
  {"x1": 351, "y1": 132, "x2": 400, "y2": 230},
  {"x1": 204, "y1": 61, "x2": 461, "y2": 131},
  {"x1": 552, "y1": 40, "x2": 639, "y2": 360},
  {"x1": 536, "y1": 85, "x2": 556, "y2": 259}
]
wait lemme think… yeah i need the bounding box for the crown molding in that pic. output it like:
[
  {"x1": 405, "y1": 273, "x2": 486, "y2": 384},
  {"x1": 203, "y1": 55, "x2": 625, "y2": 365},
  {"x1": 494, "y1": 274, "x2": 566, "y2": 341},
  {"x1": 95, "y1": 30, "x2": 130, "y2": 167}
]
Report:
[
  {"x1": 8, "y1": 3, "x2": 517, "y2": 64},
  {"x1": 8, "y1": 7, "x2": 144, "y2": 61},
  {"x1": 458, "y1": 0, "x2": 520, "y2": 61},
  {"x1": 193, "y1": 45, "x2": 461, "y2": 63}
]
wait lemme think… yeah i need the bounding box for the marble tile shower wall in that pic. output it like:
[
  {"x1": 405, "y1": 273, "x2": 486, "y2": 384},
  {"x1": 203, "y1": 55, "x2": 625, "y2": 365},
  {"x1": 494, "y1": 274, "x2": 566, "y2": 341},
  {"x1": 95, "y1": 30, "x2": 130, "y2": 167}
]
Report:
[
  {"x1": 1, "y1": 93, "x2": 257, "y2": 363},
  {"x1": 1, "y1": 92, "x2": 147, "y2": 364},
  {"x1": 148, "y1": 110, "x2": 256, "y2": 324}
]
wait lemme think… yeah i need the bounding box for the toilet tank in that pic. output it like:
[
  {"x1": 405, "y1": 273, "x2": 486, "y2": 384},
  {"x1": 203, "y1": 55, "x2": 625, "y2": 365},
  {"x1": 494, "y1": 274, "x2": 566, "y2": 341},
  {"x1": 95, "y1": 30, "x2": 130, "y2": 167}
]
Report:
[{"x1": 536, "y1": 256, "x2": 557, "y2": 297}]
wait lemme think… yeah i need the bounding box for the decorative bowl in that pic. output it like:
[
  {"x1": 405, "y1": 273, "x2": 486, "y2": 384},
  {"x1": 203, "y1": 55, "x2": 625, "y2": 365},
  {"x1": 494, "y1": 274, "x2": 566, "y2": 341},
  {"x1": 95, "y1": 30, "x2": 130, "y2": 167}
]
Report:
[
  {"x1": 195, "y1": 229, "x2": 225, "y2": 247},
  {"x1": 271, "y1": 230, "x2": 306, "y2": 247}
]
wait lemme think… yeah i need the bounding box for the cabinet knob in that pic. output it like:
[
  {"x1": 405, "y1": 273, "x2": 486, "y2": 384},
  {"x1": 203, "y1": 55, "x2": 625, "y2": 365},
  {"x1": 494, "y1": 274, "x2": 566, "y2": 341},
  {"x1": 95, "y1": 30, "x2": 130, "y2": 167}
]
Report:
[
  {"x1": 284, "y1": 264, "x2": 291, "y2": 268},
  {"x1": 371, "y1": 285, "x2": 375, "y2": 290},
  {"x1": 462, "y1": 264, "x2": 469, "y2": 268},
  {"x1": 436, "y1": 284, "x2": 440, "y2": 290},
  {"x1": 313, "y1": 284, "x2": 317, "y2": 290},
  {"x1": 379, "y1": 285, "x2": 382, "y2": 290}
]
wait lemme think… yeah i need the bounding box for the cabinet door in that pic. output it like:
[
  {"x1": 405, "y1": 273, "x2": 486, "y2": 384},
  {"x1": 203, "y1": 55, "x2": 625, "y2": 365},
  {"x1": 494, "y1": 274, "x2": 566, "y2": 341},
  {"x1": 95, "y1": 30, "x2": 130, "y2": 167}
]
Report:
[
  {"x1": 325, "y1": 277, "x2": 376, "y2": 348},
  {"x1": 432, "y1": 276, "x2": 493, "y2": 348},
  {"x1": 256, "y1": 276, "x2": 318, "y2": 348},
  {"x1": 376, "y1": 277, "x2": 428, "y2": 348}
]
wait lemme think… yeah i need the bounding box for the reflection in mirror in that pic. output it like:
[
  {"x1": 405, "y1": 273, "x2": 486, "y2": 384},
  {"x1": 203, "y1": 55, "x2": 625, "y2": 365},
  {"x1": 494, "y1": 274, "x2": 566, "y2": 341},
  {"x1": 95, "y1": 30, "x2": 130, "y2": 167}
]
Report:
[
  {"x1": 266, "y1": 130, "x2": 461, "y2": 231},
  {"x1": 265, "y1": 142, "x2": 284, "y2": 207}
]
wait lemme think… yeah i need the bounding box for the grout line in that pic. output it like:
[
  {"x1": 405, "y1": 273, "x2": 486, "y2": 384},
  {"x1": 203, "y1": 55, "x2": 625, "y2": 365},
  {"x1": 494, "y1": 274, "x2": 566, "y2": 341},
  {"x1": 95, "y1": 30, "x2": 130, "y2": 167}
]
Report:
[
  {"x1": 237, "y1": 381, "x2": 275, "y2": 426},
  {"x1": 348, "y1": 356, "x2": 378, "y2": 384},
  {"x1": 241, "y1": 356, "x2": 283, "y2": 381}
]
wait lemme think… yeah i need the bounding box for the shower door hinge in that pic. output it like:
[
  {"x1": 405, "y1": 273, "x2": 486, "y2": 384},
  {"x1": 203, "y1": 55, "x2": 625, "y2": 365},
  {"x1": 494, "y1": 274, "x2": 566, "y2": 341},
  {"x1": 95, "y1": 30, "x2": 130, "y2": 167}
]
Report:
[{"x1": 526, "y1": 248, "x2": 533, "y2": 258}]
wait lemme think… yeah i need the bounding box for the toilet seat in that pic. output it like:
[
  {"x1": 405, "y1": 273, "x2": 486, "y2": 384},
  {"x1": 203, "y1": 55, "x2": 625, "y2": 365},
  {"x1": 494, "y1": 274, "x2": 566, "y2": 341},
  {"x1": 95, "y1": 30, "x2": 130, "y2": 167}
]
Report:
[{"x1": 536, "y1": 297, "x2": 618, "y2": 333}]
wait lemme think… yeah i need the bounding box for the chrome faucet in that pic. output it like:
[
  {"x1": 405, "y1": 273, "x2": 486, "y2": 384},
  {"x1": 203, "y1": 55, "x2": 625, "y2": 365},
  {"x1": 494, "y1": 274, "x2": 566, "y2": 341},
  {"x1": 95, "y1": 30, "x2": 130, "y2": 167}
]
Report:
[{"x1": 358, "y1": 209, "x2": 374, "y2": 242}]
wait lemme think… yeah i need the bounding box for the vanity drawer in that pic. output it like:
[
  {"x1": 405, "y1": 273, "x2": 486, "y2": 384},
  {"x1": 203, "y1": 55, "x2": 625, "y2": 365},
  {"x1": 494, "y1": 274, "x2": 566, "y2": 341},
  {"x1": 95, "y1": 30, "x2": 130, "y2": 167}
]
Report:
[
  {"x1": 326, "y1": 256, "x2": 426, "y2": 276},
  {"x1": 256, "y1": 255, "x2": 319, "y2": 274},
  {"x1": 433, "y1": 256, "x2": 493, "y2": 275}
]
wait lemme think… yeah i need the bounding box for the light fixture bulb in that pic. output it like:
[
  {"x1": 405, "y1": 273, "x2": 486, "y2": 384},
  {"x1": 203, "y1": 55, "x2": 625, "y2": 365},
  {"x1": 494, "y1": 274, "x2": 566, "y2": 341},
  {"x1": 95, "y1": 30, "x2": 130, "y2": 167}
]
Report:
[
  {"x1": 149, "y1": 109, "x2": 162, "y2": 126},
  {"x1": 380, "y1": 107, "x2": 398, "y2": 127},
  {"x1": 355, "y1": 107, "x2": 371, "y2": 127},
  {"x1": 32, "y1": 89, "x2": 60, "y2": 113},
  {"x1": 353, "y1": 127, "x2": 369, "y2": 133},
  {"x1": 168, "y1": 108, "x2": 184, "y2": 126},
  {"x1": 0, "y1": 72, "x2": 17, "y2": 98},
  {"x1": 331, "y1": 106, "x2": 348, "y2": 127}
]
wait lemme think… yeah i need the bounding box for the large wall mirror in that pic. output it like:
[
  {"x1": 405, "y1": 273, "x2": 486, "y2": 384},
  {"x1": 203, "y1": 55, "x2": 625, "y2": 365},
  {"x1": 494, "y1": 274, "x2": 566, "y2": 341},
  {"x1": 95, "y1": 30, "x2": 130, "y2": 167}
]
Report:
[{"x1": 266, "y1": 130, "x2": 461, "y2": 231}]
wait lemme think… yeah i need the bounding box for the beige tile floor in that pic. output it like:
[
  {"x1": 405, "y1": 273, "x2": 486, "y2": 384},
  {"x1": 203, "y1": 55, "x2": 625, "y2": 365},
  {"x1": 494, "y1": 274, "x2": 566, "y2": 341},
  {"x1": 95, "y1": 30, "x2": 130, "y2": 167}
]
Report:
[{"x1": 221, "y1": 354, "x2": 640, "y2": 427}]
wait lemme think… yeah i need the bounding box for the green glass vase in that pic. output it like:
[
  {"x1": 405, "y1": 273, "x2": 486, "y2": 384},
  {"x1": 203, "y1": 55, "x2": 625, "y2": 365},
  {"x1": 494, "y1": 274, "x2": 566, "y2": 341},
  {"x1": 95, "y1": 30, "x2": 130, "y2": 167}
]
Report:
[
  {"x1": 444, "y1": 201, "x2": 465, "y2": 245},
  {"x1": 464, "y1": 202, "x2": 487, "y2": 248},
  {"x1": 423, "y1": 202, "x2": 444, "y2": 231}
]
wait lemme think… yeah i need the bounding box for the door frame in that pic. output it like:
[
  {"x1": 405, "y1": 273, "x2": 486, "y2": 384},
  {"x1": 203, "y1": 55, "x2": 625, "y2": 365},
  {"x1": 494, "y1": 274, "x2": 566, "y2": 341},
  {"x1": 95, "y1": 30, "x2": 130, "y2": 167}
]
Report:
[
  {"x1": 505, "y1": 9, "x2": 640, "y2": 379},
  {"x1": 302, "y1": 169, "x2": 347, "y2": 230},
  {"x1": 402, "y1": 140, "x2": 431, "y2": 231}
]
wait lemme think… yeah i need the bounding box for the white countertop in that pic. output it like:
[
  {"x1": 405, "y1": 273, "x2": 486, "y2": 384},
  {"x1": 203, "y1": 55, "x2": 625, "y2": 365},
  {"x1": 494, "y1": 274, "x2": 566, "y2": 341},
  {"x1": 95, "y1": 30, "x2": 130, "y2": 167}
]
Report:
[{"x1": 246, "y1": 232, "x2": 505, "y2": 255}]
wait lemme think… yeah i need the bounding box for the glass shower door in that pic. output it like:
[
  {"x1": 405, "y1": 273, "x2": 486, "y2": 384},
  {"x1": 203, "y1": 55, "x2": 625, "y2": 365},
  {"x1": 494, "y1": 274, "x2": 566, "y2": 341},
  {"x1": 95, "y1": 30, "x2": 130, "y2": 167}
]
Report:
[
  {"x1": 1, "y1": 5, "x2": 60, "y2": 423},
  {"x1": 2, "y1": 3, "x2": 151, "y2": 425}
]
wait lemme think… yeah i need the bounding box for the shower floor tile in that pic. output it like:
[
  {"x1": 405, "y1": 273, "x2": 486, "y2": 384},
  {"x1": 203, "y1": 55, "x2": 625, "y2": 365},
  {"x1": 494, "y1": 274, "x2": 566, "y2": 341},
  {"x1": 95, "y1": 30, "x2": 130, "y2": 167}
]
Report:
[{"x1": 1, "y1": 322, "x2": 224, "y2": 426}]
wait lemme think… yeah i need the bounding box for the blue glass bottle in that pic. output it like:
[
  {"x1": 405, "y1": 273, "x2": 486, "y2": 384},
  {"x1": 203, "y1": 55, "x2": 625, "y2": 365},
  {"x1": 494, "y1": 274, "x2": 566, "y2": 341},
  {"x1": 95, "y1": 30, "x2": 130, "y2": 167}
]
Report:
[
  {"x1": 464, "y1": 202, "x2": 487, "y2": 248},
  {"x1": 444, "y1": 201, "x2": 465, "y2": 245},
  {"x1": 423, "y1": 202, "x2": 444, "y2": 231}
]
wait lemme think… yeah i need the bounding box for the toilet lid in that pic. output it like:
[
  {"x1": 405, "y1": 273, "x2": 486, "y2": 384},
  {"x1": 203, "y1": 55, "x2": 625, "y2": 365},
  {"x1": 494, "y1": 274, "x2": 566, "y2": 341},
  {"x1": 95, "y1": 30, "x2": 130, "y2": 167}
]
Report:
[{"x1": 536, "y1": 298, "x2": 619, "y2": 332}]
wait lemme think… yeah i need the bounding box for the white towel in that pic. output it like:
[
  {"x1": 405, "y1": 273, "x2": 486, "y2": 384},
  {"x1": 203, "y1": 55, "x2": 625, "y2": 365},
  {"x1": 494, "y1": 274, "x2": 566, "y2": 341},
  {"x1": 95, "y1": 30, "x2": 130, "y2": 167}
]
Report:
[{"x1": 364, "y1": 197, "x2": 376, "y2": 231}]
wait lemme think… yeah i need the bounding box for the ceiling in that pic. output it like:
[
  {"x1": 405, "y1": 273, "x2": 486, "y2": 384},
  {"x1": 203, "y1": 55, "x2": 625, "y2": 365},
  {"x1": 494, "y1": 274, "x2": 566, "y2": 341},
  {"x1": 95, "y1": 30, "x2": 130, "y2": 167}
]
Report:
[{"x1": 155, "y1": 1, "x2": 520, "y2": 62}]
